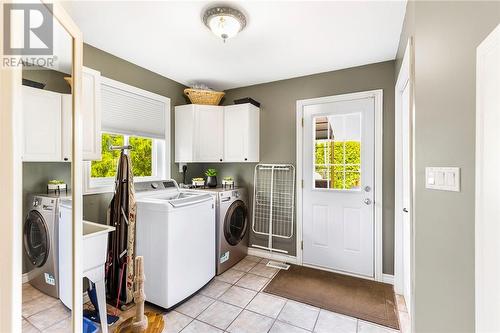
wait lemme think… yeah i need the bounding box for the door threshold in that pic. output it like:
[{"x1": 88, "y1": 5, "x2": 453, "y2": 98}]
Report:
[{"x1": 302, "y1": 263, "x2": 376, "y2": 282}]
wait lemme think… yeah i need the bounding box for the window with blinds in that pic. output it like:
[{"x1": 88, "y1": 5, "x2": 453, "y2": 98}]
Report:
[
  {"x1": 84, "y1": 76, "x2": 171, "y2": 194},
  {"x1": 101, "y1": 82, "x2": 166, "y2": 139}
]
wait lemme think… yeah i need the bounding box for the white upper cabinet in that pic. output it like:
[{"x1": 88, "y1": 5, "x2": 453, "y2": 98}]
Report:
[
  {"x1": 81, "y1": 66, "x2": 102, "y2": 161},
  {"x1": 224, "y1": 104, "x2": 259, "y2": 162},
  {"x1": 22, "y1": 66, "x2": 102, "y2": 162},
  {"x1": 22, "y1": 86, "x2": 63, "y2": 162},
  {"x1": 175, "y1": 104, "x2": 223, "y2": 162},
  {"x1": 175, "y1": 103, "x2": 259, "y2": 163},
  {"x1": 195, "y1": 105, "x2": 224, "y2": 162}
]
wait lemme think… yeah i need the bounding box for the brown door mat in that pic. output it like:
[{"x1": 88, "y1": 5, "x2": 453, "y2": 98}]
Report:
[{"x1": 263, "y1": 264, "x2": 400, "y2": 330}]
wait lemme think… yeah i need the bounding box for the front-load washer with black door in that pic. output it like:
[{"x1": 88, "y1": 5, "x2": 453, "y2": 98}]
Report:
[
  {"x1": 23, "y1": 194, "x2": 65, "y2": 298},
  {"x1": 189, "y1": 187, "x2": 249, "y2": 274},
  {"x1": 218, "y1": 188, "x2": 249, "y2": 274}
]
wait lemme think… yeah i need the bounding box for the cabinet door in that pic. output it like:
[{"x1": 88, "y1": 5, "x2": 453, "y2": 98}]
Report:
[
  {"x1": 82, "y1": 66, "x2": 102, "y2": 161},
  {"x1": 246, "y1": 104, "x2": 260, "y2": 162},
  {"x1": 224, "y1": 105, "x2": 249, "y2": 162},
  {"x1": 194, "y1": 105, "x2": 224, "y2": 162},
  {"x1": 175, "y1": 105, "x2": 195, "y2": 162},
  {"x1": 224, "y1": 104, "x2": 259, "y2": 162},
  {"x1": 61, "y1": 94, "x2": 72, "y2": 162},
  {"x1": 22, "y1": 86, "x2": 62, "y2": 161}
]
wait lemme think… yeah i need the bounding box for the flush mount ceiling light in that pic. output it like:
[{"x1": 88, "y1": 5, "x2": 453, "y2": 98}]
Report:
[{"x1": 203, "y1": 6, "x2": 247, "y2": 42}]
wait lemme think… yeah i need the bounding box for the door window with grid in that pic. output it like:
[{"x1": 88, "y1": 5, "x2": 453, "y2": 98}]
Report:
[{"x1": 313, "y1": 113, "x2": 362, "y2": 190}]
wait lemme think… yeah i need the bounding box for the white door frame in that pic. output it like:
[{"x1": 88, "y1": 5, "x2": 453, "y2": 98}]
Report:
[
  {"x1": 475, "y1": 23, "x2": 500, "y2": 333},
  {"x1": 0, "y1": 3, "x2": 84, "y2": 332},
  {"x1": 296, "y1": 90, "x2": 384, "y2": 282},
  {"x1": 394, "y1": 38, "x2": 415, "y2": 315},
  {"x1": 0, "y1": 12, "x2": 23, "y2": 332}
]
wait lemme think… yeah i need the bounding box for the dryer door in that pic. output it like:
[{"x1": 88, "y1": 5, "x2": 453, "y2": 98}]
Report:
[
  {"x1": 24, "y1": 210, "x2": 50, "y2": 267},
  {"x1": 224, "y1": 200, "x2": 248, "y2": 246}
]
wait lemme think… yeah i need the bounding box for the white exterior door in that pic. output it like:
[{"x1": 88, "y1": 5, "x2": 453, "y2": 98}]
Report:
[{"x1": 302, "y1": 97, "x2": 375, "y2": 278}]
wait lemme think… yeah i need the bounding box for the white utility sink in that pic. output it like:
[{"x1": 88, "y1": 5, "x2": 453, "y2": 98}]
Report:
[
  {"x1": 83, "y1": 221, "x2": 115, "y2": 333},
  {"x1": 83, "y1": 221, "x2": 115, "y2": 274}
]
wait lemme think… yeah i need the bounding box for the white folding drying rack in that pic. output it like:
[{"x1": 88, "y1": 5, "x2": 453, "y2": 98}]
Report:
[{"x1": 252, "y1": 164, "x2": 295, "y2": 254}]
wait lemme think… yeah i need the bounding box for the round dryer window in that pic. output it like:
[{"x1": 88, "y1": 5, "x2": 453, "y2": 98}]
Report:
[
  {"x1": 224, "y1": 200, "x2": 248, "y2": 246},
  {"x1": 24, "y1": 210, "x2": 49, "y2": 267}
]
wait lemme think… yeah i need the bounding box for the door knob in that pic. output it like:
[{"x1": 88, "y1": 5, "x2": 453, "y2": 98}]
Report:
[{"x1": 364, "y1": 198, "x2": 372, "y2": 205}]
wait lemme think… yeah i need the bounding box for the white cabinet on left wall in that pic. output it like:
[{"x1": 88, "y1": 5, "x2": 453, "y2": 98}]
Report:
[
  {"x1": 81, "y1": 66, "x2": 102, "y2": 161},
  {"x1": 22, "y1": 86, "x2": 63, "y2": 161},
  {"x1": 21, "y1": 66, "x2": 103, "y2": 162}
]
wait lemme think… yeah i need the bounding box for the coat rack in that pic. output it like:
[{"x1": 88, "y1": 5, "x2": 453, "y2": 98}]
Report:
[{"x1": 109, "y1": 144, "x2": 133, "y2": 151}]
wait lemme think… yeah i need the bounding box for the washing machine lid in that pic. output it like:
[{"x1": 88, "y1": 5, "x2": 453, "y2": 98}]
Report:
[
  {"x1": 24, "y1": 210, "x2": 49, "y2": 268},
  {"x1": 135, "y1": 179, "x2": 212, "y2": 208}
]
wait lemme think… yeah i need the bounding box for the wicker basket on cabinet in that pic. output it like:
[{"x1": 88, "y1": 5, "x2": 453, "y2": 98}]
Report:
[{"x1": 184, "y1": 88, "x2": 225, "y2": 105}]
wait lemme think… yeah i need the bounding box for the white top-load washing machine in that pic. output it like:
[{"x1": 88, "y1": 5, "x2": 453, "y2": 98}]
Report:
[{"x1": 135, "y1": 180, "x2": 215, "y2": 309}]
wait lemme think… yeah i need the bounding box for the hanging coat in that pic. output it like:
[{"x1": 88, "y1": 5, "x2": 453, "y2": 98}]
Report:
[{"x1": 105, "y1": 151, "x2": 137, "y2": 306}]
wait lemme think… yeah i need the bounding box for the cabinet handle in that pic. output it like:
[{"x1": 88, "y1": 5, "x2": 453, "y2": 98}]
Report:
[
  {"x1": 64, "y1": 157, "x2": 68, "y2": 161},
  {"x1": 220, "y1": 158, "x2": 223, "y2": 162},
  {"x1": 244, "y1": 158, "x2": 248, "y2": 161}
]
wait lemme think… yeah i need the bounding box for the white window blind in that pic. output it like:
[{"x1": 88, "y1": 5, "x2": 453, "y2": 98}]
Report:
[{"x1": 101, "y1": 80, "x2": 166, "y2": 139}]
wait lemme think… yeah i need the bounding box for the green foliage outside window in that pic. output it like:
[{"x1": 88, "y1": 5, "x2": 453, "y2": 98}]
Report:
[
  {"x1": 91, "y1": 133, "x2": 123, "y2": 178},
  {"x1": 129, "y1": 136, "x2": 152, "y2": 177},
  {"x1": 91, "y1": 133, "x2": 153, "y2": 178},
  {"x1": 314, "y1": 141, "x2": 361, "y2": 189}
]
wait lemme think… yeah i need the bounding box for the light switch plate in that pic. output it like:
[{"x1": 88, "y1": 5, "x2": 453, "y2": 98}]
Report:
[{"x1": 425, "y1": 167, "x2": 460, "y2": 192}]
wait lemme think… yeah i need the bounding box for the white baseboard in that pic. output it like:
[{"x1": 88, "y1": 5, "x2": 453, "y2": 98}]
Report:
[
  {"x1": 247, "y1": 247, "x2": 298, "y2": 264},
  {"x1": 382, "y1": 273, "x2": 395, "y2": 285}
]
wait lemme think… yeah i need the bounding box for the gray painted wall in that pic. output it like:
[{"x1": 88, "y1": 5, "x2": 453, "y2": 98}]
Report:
[
  {"x1": 395, "y1": 1, "x2": 499, "y2": 331},
  {"x1": 200, "y1": 61, "x2": 396, "y2": 274}
]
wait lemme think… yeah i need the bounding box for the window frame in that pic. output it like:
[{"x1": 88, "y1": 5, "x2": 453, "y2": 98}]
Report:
[
  {"x1": 83, "y1": 76, "x2": 171, "y2": 195},
  {"x1": 313, "y1": 140, "x2": 362, "y2": 191},
  {"x1": 312, "y1": 113, "x2": 362, "y2": 192},
  {"x1": 83, "y1": 132, "x2": 166, "y2": 194}
]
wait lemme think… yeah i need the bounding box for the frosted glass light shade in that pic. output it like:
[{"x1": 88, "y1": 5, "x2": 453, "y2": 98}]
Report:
[{"x1": 203, "y1": 7, "x2": 247, "y2": 42}]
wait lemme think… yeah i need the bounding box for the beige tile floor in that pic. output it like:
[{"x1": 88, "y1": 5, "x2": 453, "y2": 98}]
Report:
[
  {"x1": 23, "y1": 255, "x2": 411, "y2": 333},
  {"x1": 109, "y1": 256, "x2": 410, "y2": 333},
  {"x1": 22, "y1": 283, "x2": 71, "y2": 332}
]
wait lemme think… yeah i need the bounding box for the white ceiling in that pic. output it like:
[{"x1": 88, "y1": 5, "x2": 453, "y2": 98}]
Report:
[{"x1": 62, "y1": 1, "x2": 407, "y2": 91}]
